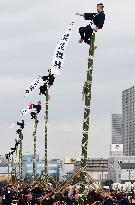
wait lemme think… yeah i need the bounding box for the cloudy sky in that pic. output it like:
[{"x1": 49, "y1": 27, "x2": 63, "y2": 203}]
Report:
[{"x1": 0, "y1": 0, "x2": 135, "y2": 160}]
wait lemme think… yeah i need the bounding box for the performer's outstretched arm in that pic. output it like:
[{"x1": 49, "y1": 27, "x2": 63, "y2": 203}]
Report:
[{"x1": 76, "y1": 12, "x2": 84, "y2": 17}]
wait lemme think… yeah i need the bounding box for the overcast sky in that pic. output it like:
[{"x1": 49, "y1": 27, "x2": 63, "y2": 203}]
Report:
[{"x1": 0, "y1": 0, "x2": 135, "y2": 160}]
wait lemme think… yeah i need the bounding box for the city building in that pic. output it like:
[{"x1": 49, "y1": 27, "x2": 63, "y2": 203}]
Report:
[
  {"x1": 120, "y1": 163, "x2": 135, "y2": 183},
  {"x1": 112, "y1": 114, "x2": 123, "y2": 144},
  {"x1": 48, "y1": 159, "x2": 60, "y2": 181},
  {"x1": 22, "y1": 154, "x2": 60, "y2": 179},
  {"x1": 0, "y1": 161, "x2": 11, "y2": 181},
  {"x1": 122, "y1": 86, "x2": 135, "y2": 156},
  {"x1": 62, "y1": 157, "x2": 79, "y2": 180},
  {"x1": 75, "y1": 158, "x2": 108, "y2": 182},
  {"x1": 22, "y1": 154, "x2": 40, "y2": 178},
  {"x1": 0, "y1": 162, "x2": 9, "y2": 174},
  {"x1": 108, "y1": 156, "x2": 135, "y2": 183}
]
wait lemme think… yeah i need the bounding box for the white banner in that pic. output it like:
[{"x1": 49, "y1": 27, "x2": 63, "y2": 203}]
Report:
[
  {"x1": 51, "y1": 22, "x2": 75, "y2": 76},
  {"x1": 20, "y1": 103, "x2": 33, "y2": 116},
  {"x1": 24, "y1": 76, "x2": 42, "y2": 97}
]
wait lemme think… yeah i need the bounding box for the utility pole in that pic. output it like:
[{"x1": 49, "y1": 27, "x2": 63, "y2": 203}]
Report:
[
  {"x1": 80, "y1": 33, "x2": 96, "y2": 204},
  {"x1": 44, "y1": 89, "x2": 49, "y2": 183},
  {"x1": 20, "y1": 131, "x2": 23, "y2": 180},
  {"x1": 16, "y1": 120, "x2": 24, "y2": 181},
  {"x1": 18, "y1": 130, "x2": 23, "y2": 181},
  {"x1": 32, "y1": 112, "x2": 38, "y2": 179},
  {"x1": 39, "y1": 77, "x2": 49, "y2": 183}
]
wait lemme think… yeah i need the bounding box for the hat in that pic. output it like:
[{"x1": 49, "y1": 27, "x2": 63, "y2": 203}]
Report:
[{"x1": 97, "y1": 3, "x2": 104, "y2": 7}]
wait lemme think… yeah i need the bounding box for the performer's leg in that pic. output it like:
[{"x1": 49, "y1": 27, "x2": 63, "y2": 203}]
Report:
[
  {"x1": 79, "y1": 27, "x2": 85, "y2": 43},
  {"x1": 79, "y1": 27, "x2": 85, "y2": 39},
  {"x1": 84, "y1": 26, "x2": 93, "y2": 45}
]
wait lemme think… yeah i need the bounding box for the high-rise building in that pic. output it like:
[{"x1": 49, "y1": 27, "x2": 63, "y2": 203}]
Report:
[
  {"x1": 112, "y1": 114, "x2": 123, "y2": 144},
  {"x1": 122, "y1": 86, "x2": 135, "y2": 156}
]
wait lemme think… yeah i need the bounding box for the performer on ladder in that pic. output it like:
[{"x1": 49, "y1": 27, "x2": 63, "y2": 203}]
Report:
[
  {"x1": 39, "y1": 69, "x2": 55, "y2": 98},
  {"x1": 40, "y1": 69, "x2": 55, "y2": 88},
  {"x1": 76, "y1": 3, "x2": 105, "y2": 45}
]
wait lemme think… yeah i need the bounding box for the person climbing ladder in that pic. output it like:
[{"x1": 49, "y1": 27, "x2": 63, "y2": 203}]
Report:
[{"x1": 76, "y1": 3, "x2": 105, "y2": 45}]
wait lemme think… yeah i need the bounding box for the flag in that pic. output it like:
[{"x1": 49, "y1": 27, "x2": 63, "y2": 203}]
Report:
[
  {"x1": 51, "y1": 22, "x2": 75, "y2": 76},
  {"x1": 24, "y1": 76, "x2": 42, "y2": 97},
  {"x1": 20, "y1": 103, "x2": 33, "y2": 116}
]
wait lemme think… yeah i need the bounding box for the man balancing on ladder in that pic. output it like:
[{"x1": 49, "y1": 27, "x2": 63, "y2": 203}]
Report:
[{"x1": 76, "y1": 3, "x2": 105, "y2": 45}]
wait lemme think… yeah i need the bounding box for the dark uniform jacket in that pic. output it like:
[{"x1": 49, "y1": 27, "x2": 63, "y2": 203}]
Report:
[
  {"x1": 2, "y1": 190, "x2": 13, "y2": 205},
  {"x1": 43, "y1": 74, "x2": 55, "y2": 86},
  {"x1": 84, "y1": 11, "x2": 105, "y2": 29}
]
